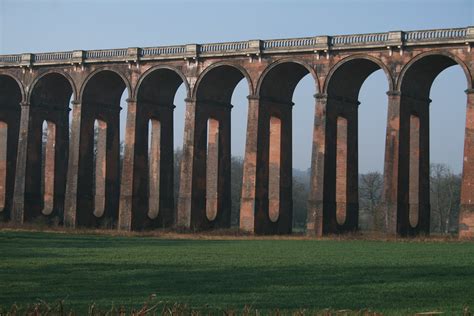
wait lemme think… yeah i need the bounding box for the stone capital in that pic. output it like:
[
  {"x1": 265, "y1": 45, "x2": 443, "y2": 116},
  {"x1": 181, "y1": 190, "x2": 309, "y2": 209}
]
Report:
[
  {"x1": 386, "y1": 90, "x2": 401, "y2": 96},
  {"x1": 314, "y1": 93, "x2": 328, "y2": 100}
]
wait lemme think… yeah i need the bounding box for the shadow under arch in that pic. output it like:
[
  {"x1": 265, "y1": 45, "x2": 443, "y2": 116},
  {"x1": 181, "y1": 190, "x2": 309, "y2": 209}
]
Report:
[
  {"x1": 317, "y1": 56, "x2": 393, "y2": 234},
  {"x1": 123, "y1": 66, "x2": 189, "y2": 230},
  {"x1": 324, "y1": 55, "x2": 394, "y2": 95},
  {"x1": 135, "y1": 65, "x2": 191, "y2": 100},
  {"x1": 28, "y1": 70, "x2": 77, "y2": 103},
  {"x1": 256, "y1": 58, "x2": 319, "y2": 99},
  {"x1": 182, "y1": 63, "x2": 251, "y2": 230},
  {"x1": 76, "y1": 69, "x2": 128, "y2": 228},
  {"x1": 246, "y1": 60, "x2": 318, "y2": 234},
  {"x1": 396, "y1": 51, "x2": 471, "y2": 236},
  {"x1": 22, "y1": 72, "x2": 74, "y2": 223},
  {"x1": 0, "y1": 74, "x2": 23, "y2": 221}
]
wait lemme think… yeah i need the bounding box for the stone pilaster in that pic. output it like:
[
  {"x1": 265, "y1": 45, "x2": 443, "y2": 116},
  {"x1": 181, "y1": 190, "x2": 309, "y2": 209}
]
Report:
[
  {"x1": 177, "y1": 98, "x2": 197, "y2": 228},
  {"x1": 240, "y1": 95, "x2": 260, "y2": 232},
  {"x1": 460, "y1": 89, "x2": 474, "y2": 238},
  {"x1": 64, "y1": 100, "x2": 81, "y2": 227},
  {"x1": 118, "y1": 98, "x2": 137, "y2": 231},
  {"x1": 380, "y1": 91, "x2": 402, "y2": 235},
  {"x1": 11, "y1": 101, "x2": 30, "y2": 223},
  {"x1": 307, "y1": 94, "x2": 327, "y2": 236}
]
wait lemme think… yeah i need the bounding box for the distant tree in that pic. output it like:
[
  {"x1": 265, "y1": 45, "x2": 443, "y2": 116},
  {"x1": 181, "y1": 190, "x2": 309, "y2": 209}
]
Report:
[
  {"x1": 173, "y1": 147, "x2": 183, "y2": 205},
  {"x1": 359, "y1": 172, "x2": 383, "y2": 231},
  {"x1": 230, "y1": 156, "x2": 243, "y2": 227},
  {"x1": 430, "y1": 163, "x2": 461, "y2": 234},
  {"x1": 292, "y1": 173, "x2": 309, "y2": 231}
]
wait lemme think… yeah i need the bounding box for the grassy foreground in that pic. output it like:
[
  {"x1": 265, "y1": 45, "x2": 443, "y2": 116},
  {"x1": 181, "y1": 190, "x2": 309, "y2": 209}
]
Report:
[{"x1": 0, "y1": 230, "x2": 473, "y2": 315}]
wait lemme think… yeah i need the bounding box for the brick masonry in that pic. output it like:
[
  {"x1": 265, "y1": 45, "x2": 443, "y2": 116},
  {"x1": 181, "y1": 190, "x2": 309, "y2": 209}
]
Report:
[{"x1": 0, "y1": 28, "x2": 473, "y2": 237}]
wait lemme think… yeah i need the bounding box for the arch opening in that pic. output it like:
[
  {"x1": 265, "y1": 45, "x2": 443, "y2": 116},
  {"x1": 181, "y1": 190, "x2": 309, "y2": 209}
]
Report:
[
  {"x1": 129, "y1": 68, "x2": 185, "y2": 230},
  {"x1": 77, "y1": 70, "x2": 126, "y2": 228},
  {"x1": 191, "y1": 64, "x2": 250, "y2": 229},
  {"x1": 25, "y1": 72, "x2": 72, "y2": 223},
  {"x1": 229, "y1": 79, "x2": 248, "y2": 227},
  {"x1": 325, "y1": 57, "x2": 390, "y2": 234},
  {"x1": 400, "y1": 54, "x2": 468, "y2": 236},
  {"x1": 0, "y1": 75, "x2": 21, "y2": 221},
  {"x1": 256, "y1": 61, "x2": 314, "y2": 234}
]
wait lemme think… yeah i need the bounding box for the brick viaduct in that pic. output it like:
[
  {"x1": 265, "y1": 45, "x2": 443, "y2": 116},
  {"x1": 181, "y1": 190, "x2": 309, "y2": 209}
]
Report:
[{"x1": 0, "y1": 27, "x2": 473, "y2": 237}]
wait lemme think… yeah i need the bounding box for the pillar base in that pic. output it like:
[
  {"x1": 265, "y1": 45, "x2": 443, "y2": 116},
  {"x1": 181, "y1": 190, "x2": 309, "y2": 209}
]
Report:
[
  {"x1": 118, "y1": 194, "x2": 132, "y2": 231},
  {"x1": 459, "y1": 204, "x2": 474, "y2": 239}
]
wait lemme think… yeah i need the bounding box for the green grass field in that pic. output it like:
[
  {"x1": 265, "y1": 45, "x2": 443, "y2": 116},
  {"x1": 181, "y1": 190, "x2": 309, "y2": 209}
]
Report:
[{"x1": 0, "y1": 230, "x2": 473, "y2": 315}]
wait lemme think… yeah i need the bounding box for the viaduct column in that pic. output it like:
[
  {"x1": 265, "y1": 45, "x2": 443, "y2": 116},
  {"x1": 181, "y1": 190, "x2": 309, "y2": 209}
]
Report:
[
  {"x1": 118, "y1": 98, "x2": 137, "y2": 230},
  {"x1": 460, "y1": 89, "x2": 474, "y2": 238},
  {"x1": 64, "y1": 100, "x2": 81, "y2": 227},
  {"x1": 381, "y1": 91, "x2": 430, "y2": 236},
  {"x1": 307, "y1": 94, "x2": 359, "y2": 235},
  {"x1": 191, "y1": 101, "x2": 231, "y2": 229},
  {"x1": 177, "y1": 98, "x2": 197, "y2": 228},
  {"x1": 11, "y1": 101, "x2": 30, "y2": 223},
  {"x1": 381, "y1": 91, "x2": 402, "y2": 235},
  {"x1": 307, "y1": 93, "x2": 327, "y2": 236},
  {"x1": 240, "y1": 95, "x2": 260, "y2": 232}
]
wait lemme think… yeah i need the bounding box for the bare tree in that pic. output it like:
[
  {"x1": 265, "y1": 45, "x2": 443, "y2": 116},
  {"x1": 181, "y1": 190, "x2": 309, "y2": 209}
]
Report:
[
  {"x1": 359, "y1": 172, "x2": 383, "y2": 231},
  {"x1": 430, "y1": 163, "x2": 461, "y2": 234}
]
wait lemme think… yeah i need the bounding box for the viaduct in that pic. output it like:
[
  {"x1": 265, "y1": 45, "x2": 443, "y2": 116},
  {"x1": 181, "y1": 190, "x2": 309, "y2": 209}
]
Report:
[{"x1": 0, "y1": 27, "x2": 473, "y2": 237}]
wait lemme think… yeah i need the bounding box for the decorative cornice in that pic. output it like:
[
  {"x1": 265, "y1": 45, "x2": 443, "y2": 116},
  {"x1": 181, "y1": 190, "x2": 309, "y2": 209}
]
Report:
[{"x1": 0, "y1": 26, "x2": 472, "y2": 68}]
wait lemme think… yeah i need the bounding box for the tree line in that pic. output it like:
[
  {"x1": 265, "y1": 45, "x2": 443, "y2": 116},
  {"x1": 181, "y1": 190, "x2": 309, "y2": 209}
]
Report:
[
  {"x1": 173, "y1": 148, "x2": 461, "y2": 234},
  {"x1": 50, "y1": 126, "x2": 463, "y2": 235}
]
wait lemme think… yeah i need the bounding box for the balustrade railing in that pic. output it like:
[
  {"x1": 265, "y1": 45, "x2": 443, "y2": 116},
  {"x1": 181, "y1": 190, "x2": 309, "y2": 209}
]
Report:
[
  {"x1": 0, "y1": 55, "x2": 21, "y2": 63},
  {"x1": 331, "y1": 33, "x2": 388, "y2": 45},
  {"x1": 142, "y1": 45, "x2": 186, "y2": 57},
  {"x1": 85, "y1": 49, "x2": 128, "y2": 59},
  {"x1": 200, "y1": 41, "x2": 249, "y2": 53},
  {"x1": 405, "y1": 28, "x2": 467, "y2": 42},
  {"x1": 0, "y1": 26, "x2": 471, "y2": 67},
  {"x1": 34, "y1": 52, "x2": 73, "y2": 62},
  {"x1": 263, "y1": 37, "x2": 315, "y2": 49}
]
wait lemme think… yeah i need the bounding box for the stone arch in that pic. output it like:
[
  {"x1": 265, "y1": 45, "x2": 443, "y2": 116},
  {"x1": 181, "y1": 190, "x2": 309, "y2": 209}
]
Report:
[
  {"x1": 324, "y1": 55, "x2": 393, "y2": 100},
  {"x1": 184, "y1": 62, "x2": 253, "y2": 230},
  {"x1": 249, "y1": 60, "x2": 319, "y2": 234},
  {"x1": 397, "y1": 50, "x2": 472, "y2": 93},
  {"x1": 0, "y1": 74, "x2": 23, "y2": 221},
  {"x1": 317, "y1": 55, "x2": 393, "y2": 234},
  {"x1": 76, "y1": 68, "x2": 129, "y2": 228},
  {"x1": 28, "y1": 70, "x2": 77, "y2": 104},
  {"x1": 22, "y1": 71, "x2": 74, "y2": 223},
  {"x1": 0, "y1": 73, "x2": 26, "y2": 104},
  {"x1": 79, "y1": 67, "x2": 131, "y2": 103},
  {"x1": 135, "y1": 65, "x2": 190, "y2": 101},
  {"x1": 256, "y1": 58, "x2": 319, "y2": 101},
  {"x1": 124, "y1": 66, "x2": 190, "y2": 230},
  {"x1": 193, "y1": 62, "x2": 253, "y2": 102},
  {"x1": 396, "y1": 50, "x2": 471, "y2": 236}
]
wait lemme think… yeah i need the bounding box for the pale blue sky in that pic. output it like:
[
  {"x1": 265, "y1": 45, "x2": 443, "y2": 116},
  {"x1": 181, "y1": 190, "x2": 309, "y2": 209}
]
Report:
[{"x1": 0, "y1": 0, "x2": 472, "y2": 172}]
